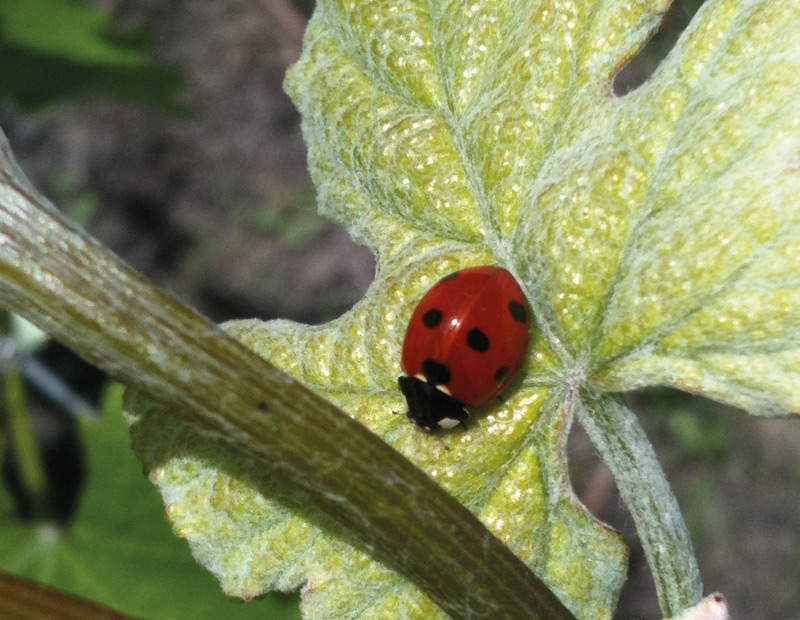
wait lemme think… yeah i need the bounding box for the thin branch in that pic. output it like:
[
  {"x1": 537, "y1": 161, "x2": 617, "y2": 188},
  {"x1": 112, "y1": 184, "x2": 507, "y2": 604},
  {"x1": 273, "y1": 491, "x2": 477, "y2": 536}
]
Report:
[{"x1": 0, "y1": 571, "x2": 141, "y2": 620}]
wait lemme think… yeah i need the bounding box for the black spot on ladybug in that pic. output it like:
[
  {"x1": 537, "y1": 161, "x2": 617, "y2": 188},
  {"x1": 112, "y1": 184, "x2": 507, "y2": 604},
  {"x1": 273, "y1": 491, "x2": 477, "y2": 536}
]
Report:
[
  {"x1": 508, "y1": 300, "x2": 527, "y2": 324},
  {"x1": 422, "y1": 309, "x2": 443, "y2": 328},
  {"x1": 494, "y1": 367, "x2": 510, "y2": 382},
  {"x1": 466, "y1": 328, "x2": 490, "y2": 352},
  {"x1": 438, "y1": 271, "x2": 460, "y2": 283},
  {"x1": 421, "y1": 359, "x2": 452, "y2": 386}
]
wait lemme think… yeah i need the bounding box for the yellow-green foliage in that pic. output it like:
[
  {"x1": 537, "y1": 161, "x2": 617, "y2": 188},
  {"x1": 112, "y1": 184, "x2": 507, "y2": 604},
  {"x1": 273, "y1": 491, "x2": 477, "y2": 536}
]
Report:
[{"x1": 125, "y1": 1, "x2": 800, "y2": 618}]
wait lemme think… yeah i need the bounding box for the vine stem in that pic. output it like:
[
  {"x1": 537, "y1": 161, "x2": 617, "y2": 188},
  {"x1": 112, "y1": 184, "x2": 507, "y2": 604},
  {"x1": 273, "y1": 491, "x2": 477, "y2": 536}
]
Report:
[
  {"x1": 0, "y1": 129, "x2": 575, "y2": 620},
  {"x1": 576, "y1": 390, "x2": 702, "y2": 617},
  {"x1": 0, "y1": 570, "x2": 140, "y2": 620}
]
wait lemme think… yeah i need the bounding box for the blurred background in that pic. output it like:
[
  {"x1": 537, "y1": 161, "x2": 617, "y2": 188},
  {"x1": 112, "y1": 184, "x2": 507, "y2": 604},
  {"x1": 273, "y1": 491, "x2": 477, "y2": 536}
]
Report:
[{"x1": 0, "y1": 0, "x2": 797, "y2": 618}]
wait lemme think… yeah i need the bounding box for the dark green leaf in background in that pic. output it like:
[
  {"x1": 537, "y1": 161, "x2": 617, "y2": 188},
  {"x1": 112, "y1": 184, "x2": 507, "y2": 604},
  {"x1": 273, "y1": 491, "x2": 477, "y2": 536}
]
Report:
[
  {"x1": 0, "y1": 0, "x2": 186, "y2": 113},
  {"x1": 0, "y1": 383, "x2": 301, "y2": 620}
]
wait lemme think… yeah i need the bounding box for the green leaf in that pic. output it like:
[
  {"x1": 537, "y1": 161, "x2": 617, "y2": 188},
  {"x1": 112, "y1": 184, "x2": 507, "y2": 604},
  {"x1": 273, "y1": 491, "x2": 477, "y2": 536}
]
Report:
[
  {"x1": 0, "y1": 0, "x2": 185, "y2": 112},
  {"x1": 0, "y1": 0, "x2": 143, "y2": 66},
  {"x1": 126, "y1": 0, "x2": 800, "y2": 618},
  {"x1": 0, "y1": 383, "x2": 300, "y2": 620},
  {"x1": 587, "y1": 2, "x2": 800, "y2": 417}
]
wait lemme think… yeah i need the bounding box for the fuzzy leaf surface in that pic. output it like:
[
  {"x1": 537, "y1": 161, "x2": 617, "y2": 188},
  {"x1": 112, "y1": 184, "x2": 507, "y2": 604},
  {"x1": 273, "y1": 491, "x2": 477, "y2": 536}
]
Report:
[{"x1": 126, "y1": 0, "x2": 800, "y2": 618}]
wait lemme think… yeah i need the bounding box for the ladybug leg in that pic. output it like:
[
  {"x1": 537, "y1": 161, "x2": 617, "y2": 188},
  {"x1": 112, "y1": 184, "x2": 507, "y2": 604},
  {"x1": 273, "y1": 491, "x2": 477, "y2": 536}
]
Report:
[{"x1": 427, "y1": 432, "x2": 451, "y2": 451}]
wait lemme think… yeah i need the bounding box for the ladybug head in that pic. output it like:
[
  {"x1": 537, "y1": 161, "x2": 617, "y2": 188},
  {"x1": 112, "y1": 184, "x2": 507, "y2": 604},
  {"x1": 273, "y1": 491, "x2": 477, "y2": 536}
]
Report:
[{"x1": 398, "y1": 375, "x2": 470, "y2": 432}]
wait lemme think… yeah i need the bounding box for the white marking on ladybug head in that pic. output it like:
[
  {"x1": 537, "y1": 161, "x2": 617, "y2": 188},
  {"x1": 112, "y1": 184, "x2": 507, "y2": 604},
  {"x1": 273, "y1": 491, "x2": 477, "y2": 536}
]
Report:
[
  {"x1": 434, "y1": 384, "x2": 452, "y2": 396},
  {"x1": 413, "y1": 373, "x2": 453, "y2": 396},
  {"x1": 437, "y1": 417, "x2": 462, "y2": 429}
]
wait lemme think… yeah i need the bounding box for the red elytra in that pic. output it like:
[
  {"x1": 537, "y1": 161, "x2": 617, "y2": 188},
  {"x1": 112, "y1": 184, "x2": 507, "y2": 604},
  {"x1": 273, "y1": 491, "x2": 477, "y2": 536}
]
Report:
[{"x1": 399, "y1": 266, "x2": 531, "y2": 430}]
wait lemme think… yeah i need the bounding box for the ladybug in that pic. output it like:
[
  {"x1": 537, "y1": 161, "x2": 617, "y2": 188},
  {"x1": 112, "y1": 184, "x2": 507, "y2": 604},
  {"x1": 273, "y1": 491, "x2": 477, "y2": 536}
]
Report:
[{"x1": 398, "y1": 266, "x2": 531, "y2": 431}]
